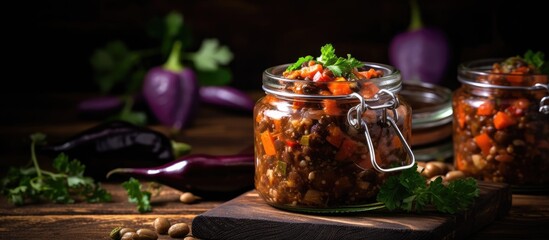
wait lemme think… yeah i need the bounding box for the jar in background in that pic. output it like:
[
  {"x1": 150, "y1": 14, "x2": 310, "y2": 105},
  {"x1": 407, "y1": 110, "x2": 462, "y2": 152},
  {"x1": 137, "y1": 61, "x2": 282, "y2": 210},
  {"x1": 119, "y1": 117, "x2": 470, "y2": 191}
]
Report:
[
  {"x1": 254, "y1": 63, "x2": 415, "y2": 213},
  {"x1": 453, "y1": 59, "x2": 549, "y2": 192},
  {"x1": 399, "y1": 82, "x2": 453, "y2": 162}
]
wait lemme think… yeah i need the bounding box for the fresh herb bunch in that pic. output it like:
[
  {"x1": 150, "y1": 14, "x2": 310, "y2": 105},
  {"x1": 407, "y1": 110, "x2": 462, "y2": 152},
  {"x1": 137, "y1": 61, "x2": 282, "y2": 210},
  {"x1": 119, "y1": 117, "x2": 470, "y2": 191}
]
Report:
[
  {"x1": 286, "y1": 43, "x2": 363, "y2": 78},
  {"x1": 377, "y1": 164, "x2": 479, "y2": 214},
  {"x1": 0, "y1": 133, "x2": 112, "y2": 205},
  {"x1": 121, "y1": 177, "x2": 152, "y2": 213}
]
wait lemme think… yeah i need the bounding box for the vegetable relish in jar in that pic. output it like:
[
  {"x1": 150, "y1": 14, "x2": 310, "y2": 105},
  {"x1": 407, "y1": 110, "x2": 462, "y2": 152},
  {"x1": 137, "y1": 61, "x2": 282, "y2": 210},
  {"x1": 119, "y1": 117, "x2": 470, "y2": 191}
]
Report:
[
  {"x1": 453, "y1": 51, "x2": 549, "y2": 191},
  {"x1": 254, "y1": 44, "x2": 415, "y2": 213}
]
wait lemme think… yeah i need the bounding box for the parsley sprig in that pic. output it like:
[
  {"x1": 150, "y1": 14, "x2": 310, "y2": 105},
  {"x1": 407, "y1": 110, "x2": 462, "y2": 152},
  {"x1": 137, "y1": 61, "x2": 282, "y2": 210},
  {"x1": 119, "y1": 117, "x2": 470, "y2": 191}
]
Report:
[
  {"x1": 523, "y1": 50, "x2": 549, "y2": 74},
  {"x1": 377, "y1": 164, "x2": 479, "y2": 214},
  {"x1": 0, "y1": 133, "x2": 112, "y2": 205},
  {"x1": 286, "y1": 43, "x2": 363, "y2": 78},
  {"x1": 121, "y1": 177, "x2": 152, "y2": 213}
]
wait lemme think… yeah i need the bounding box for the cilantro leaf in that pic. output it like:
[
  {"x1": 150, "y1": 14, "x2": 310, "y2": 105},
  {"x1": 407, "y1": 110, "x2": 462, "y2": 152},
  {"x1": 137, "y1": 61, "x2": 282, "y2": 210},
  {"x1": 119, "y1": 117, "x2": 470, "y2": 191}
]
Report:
[
  {"x1": 122, "y1": 177, "x2": 152, "y2": 213},
  {"x1": 0, "y1": 134, "x2": 112, "y2": 206},
  {"x1": 286, "y1": 43, "x2": 364, "y2": 78},
  {"x1": 523, "y1": 50, "x2": 548, "y2": 74},
  {"x1": 189, "y1": 38, "x2": 234, "y2": 71},
  {"x1": 286, "y1": 56, "x2": 314, "y2": 72}
]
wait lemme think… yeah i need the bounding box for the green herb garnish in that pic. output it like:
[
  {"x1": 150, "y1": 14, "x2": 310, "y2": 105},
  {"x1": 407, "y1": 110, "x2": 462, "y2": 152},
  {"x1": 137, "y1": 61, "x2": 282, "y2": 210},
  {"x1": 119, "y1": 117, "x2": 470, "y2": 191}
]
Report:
[
  {"x1": 0, "y1": 133, "x2": 112, "y2": 205},
  {"x1": 121, "y1": 177, "x2": 152, "y2": 213},
  {"x1": 523, "y1": 50, "x2": 548, "y2": 74},
  {"x1": 376, "y1": 164, "x2": 479, "y2": 214},
  {"x1": 286, "y1": 44, "x2": 363, "y2": 78}
]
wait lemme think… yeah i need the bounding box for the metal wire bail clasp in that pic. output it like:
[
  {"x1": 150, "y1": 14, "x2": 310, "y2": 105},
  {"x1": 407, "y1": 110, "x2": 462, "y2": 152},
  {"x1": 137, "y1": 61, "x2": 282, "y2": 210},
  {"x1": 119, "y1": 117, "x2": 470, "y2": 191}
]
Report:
[
  {"x1": 534, "y1": 83, "x2": 549, "y2": 114},
  {"x1": 347, "y1": 91, "x2": 415, "y2": 173}
]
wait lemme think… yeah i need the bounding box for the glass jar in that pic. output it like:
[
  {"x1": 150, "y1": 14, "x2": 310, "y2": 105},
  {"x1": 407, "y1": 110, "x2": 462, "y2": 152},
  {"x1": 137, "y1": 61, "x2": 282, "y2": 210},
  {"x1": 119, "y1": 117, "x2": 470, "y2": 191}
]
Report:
[
  {"x1": 254, "y1": 62, "x2": 415, "y2": 213},
  {"x1": 453, "y1": 59, "x2": 549, "y2": 192},
  {"x1": 399, "y1": 82, "x2": 454, "y2": 162}
]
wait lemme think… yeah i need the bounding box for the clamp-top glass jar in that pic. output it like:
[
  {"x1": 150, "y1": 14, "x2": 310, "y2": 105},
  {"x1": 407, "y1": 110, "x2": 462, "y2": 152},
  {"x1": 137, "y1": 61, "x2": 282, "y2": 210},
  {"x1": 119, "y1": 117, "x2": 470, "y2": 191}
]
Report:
[
  {"x1": 254, "y1": 62, "x2": 415, "y2": 213},
  {"x1": 453, "y1": 58, "x2": 549, "y2": 192}
]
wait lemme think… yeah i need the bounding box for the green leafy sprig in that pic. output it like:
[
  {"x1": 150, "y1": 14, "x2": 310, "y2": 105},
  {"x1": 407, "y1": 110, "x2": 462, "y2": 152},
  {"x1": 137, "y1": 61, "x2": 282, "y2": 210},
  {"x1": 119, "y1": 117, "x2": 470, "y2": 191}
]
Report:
[
  {"x1": 523, "y1": 50, "x2": 549, "y2": 74},
  {"x1": 376, "y1": 164, "x2": 479, "y2": 214},
  {"x1": 121, "y1": 177, "x2": 152, "y2": 213},
  {"x1": 0, "y1": 133, "x2": 112, "y2": 205},
  {"x1": 286, "y1": 44, "x2": 363, "y2": 78}
]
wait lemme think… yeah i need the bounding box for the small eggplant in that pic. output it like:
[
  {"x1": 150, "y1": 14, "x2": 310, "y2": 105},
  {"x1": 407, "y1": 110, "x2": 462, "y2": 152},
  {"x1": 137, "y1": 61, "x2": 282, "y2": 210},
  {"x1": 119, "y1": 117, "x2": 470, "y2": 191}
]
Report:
[
  {"x1": 199, "y1": 85, "x2": 255, "y2": 112},
  {"x1": 38, "y1": 120, "x2": 191, "y2": 180},
  {"x1": 388, "y1": 0, "x2": 449, "y2": 84},
  {"x1": 106, "y1": 153, "x2": 255, "y2": 199},
  {"x1": 143, "y1": 40, "x2": 199, "y2": 130}
]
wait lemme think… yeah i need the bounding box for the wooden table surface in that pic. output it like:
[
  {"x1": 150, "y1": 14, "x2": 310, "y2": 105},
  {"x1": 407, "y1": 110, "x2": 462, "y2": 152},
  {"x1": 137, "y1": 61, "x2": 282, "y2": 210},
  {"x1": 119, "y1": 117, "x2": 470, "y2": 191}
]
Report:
[{"x1": 0, "y1": 92, "x2": 548, "y2": 240}]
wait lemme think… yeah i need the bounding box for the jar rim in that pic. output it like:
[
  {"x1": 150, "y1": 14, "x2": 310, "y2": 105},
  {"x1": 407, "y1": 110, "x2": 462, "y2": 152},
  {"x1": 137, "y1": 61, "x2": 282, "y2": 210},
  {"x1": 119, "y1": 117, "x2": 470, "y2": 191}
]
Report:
[
  {"x1": 458, "y1": 58, "x2": 548, "y2": 90},
  {"x1": 400, "y1": 82, "x2": 453, "y2": 129},
  {"x1": 263, "y1": 62, "x2": 402, "y2": 99}
]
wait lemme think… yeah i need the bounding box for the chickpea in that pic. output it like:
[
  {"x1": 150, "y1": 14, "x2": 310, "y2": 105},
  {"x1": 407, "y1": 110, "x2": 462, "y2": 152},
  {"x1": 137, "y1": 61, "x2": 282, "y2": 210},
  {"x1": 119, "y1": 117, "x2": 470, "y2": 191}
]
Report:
[{"x1": 153, "y1": 217, "x2": 171, "y2": 234}]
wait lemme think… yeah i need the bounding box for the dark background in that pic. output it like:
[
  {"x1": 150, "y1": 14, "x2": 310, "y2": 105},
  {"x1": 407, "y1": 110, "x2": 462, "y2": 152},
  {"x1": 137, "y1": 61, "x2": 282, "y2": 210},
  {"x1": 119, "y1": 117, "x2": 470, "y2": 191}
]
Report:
[{"x1": 5, "y1": 0, "x2": 548, "y2": 94}]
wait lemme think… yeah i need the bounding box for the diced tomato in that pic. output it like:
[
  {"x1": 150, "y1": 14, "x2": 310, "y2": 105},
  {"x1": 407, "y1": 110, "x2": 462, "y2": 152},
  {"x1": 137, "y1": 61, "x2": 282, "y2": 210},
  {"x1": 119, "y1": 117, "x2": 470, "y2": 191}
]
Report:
[
  {"x1": 313, "y1": 71, "x2": 332, "y2": 82},
  {"x1": 507, "y1": 98, "x2": 530, "y2": 116},
  {"x1": 285, "y1": 140, "x2": 299, "y2": 148}
]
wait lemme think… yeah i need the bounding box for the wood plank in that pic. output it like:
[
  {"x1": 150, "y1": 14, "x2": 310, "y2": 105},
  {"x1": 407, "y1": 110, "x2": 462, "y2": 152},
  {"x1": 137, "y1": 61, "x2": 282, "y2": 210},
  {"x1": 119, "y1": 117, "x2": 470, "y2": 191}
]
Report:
[
  {"x1": 0, "y1": 214, "x2": 197, "y2": 240},
  {"x1": 0, "y1": 183, "x2": 223, "y2": 216},
  {"x1": 191, "y1": 181, "x2": 511, "y2": 240}
]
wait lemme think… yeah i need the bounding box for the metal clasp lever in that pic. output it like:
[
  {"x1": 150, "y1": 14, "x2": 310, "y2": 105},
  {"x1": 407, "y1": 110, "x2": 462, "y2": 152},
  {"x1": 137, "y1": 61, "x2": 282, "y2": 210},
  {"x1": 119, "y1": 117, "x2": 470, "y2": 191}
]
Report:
[
  {"x1": 347, "y1": 92, "x2": 415, "y2": 173},
  {"x1": 534, "y1": 83, "x2": 549, "y2": 114}
]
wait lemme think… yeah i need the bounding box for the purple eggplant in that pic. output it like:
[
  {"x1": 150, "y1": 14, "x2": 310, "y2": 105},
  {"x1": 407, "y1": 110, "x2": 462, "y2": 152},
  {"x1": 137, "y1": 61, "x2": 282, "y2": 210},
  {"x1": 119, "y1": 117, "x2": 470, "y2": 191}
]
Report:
[
  {"x1": 143, "y1": 41, "x2": 199, "y2": 130},
  {"x1": 199, "y1": 85, "x2": 255, "y2": 112},
  {"x1": 106, "y1": 153, "x2": 255, "y2": 199},
  {"x1": 388, "y1": 0, "x2": 449, "y2": 84},
  {"x1": 38, "y1": 120, "x2": 191, "y2": 180}
]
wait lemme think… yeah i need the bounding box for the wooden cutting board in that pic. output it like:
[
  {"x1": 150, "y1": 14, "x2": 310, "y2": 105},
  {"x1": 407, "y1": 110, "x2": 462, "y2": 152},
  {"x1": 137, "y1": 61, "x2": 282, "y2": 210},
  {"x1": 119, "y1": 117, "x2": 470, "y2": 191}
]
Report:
[{"x1": 192, "y1": 181, "x2": 511, "y2": 240}]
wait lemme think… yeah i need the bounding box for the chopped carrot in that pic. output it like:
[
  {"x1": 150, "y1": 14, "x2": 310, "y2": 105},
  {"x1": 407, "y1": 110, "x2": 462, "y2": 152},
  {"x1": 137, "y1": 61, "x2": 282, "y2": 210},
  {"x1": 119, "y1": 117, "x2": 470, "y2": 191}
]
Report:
[
  {"x1": 357, "y1": 68, "x2": 381, "y2": 79},
  {"x1": 455, "y1": 153, "x2": 467, "y2": 170},
  {"x1": 300, "y1": 63, "x2": 323, "y2": 79},
  {"x1": 328, "y1": 82, "x2": 353, "y2": 95},
  {"x1": 261, "y1": 131, "x2": 277, "y2": 156},
  {"x1": 474, "y1": 133, "x2": 493, "y2": 156},
  {"x1": 493, "y1": 111, "x2": 516, "y2": 130},
  {"x1": 477, "y1": 100, "x2": 494, "y2": 116},
  {"x1": 273, "y1": 119, "x2": 282, "y2": 132},
  {"x1": 323, "y1": 99, "x2": 340, "y2": 115}
]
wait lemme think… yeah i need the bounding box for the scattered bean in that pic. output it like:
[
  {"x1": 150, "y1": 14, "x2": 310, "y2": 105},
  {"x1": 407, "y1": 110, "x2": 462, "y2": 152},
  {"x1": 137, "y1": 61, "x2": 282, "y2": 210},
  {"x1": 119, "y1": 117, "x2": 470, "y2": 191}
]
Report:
[
  {"x1": 445, "y1": 170, "x2": 465, "y2": 181},
  {"x1": 153, "y1": 217, "x2": 171, "y2": 234},
  {"x1": 422, "y1": 162, "x2": 444, "y2": 178},
  {"x1": 136, "y1": 228, "x2": 158, "y2": 240},
  {"x1": 120, "y1": 228, "x2": 136, "y2": 236},
  {"x1": 180, "y1": 192, "x2": 201, "y2": 204},
  {"x1": 121, "y1": 232, "x2": 138, "y2": 240},
  {"x1": 169, "y1": 223, "x2": 191, "y2": 238}
]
